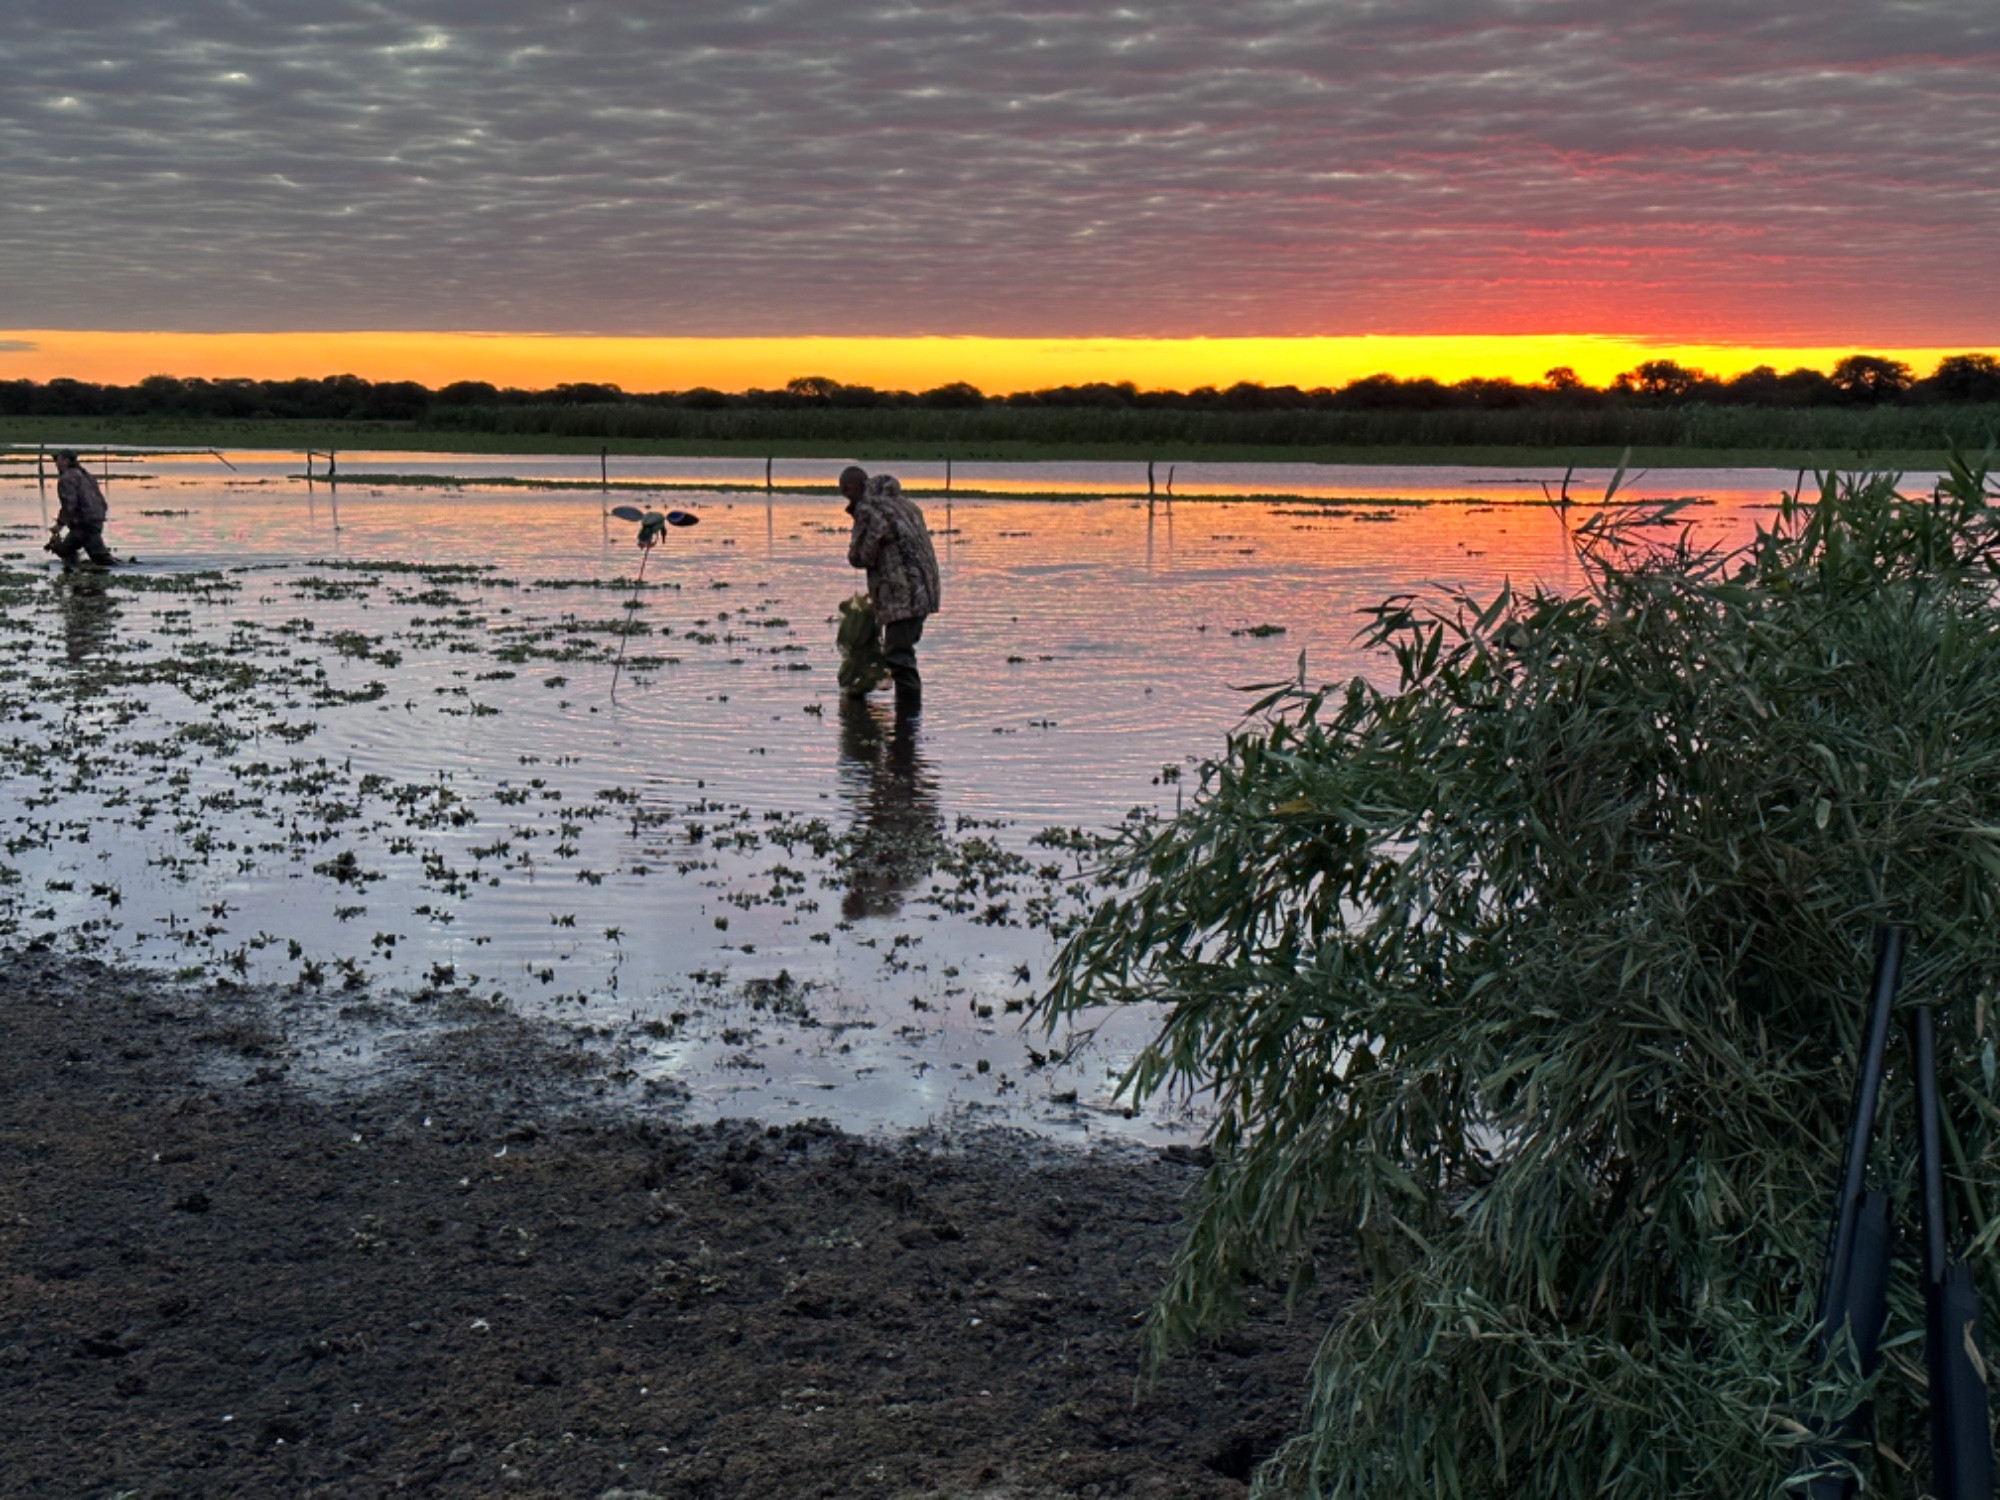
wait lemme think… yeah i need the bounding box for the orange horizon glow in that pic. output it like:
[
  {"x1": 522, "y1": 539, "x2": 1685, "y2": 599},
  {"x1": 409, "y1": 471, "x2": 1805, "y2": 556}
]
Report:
[{"x1": 0, "y1": 331, "x2": 1992, "y2": 395}]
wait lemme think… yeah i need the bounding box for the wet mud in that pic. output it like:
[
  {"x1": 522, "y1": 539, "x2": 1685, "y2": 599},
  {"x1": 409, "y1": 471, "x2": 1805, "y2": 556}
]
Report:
[{"x1": 0, "y1": 948, "x2": 1353, "y2": 1498}]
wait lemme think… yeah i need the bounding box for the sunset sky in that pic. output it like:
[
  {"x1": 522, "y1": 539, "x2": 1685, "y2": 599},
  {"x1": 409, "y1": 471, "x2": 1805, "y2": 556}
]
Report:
[{"x1": 6, "y1": 2, "x2": 1998, "y2": 391}]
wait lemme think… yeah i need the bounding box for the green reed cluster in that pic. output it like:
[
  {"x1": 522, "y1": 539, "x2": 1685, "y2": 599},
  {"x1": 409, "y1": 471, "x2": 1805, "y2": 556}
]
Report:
[{"x1": 1038, "y1": 457, "x2": 2000, "y2": 1495}]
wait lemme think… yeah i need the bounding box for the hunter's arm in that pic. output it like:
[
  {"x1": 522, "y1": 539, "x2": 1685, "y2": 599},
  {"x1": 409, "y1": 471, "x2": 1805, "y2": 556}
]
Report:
[{"x1": 848, "y1": 509, "x2": 883, "y2": 570}]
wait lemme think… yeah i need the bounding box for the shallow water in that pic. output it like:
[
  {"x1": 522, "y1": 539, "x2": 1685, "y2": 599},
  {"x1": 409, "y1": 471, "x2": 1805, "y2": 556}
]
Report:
[{"x1": 0, "y1": 452, "x2": 1883, "y2": 1139}]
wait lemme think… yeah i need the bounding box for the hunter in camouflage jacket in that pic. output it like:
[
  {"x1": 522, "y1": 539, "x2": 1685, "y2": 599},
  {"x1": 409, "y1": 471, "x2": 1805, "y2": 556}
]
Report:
[{"x1": 847, "y1": 475, "x2": 940, "y2": 624}]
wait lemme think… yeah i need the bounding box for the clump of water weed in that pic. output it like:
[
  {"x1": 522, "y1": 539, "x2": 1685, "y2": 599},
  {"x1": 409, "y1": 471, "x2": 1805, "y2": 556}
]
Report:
[{"x1": 836, "y1": 593, "x2": 888, "y2": 696}]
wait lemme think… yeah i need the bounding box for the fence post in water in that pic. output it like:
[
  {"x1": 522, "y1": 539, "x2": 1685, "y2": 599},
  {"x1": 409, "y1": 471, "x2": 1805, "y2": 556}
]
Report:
[
  {"x1": 765, "y1": 456, "x2": 773, "y2": 494},
  {"x1": 601, "y1": 447, "x2": 608, "y2": 488},
  {"x1": 328, "y1": 449, "x2": 338, "y2": 482},
  {"x1": 946, "y1": 457, "x2": 952, "y2": 495},
  {"x1": 37, "y1": 445, "x2": 45, "y2": 484},
  {"x1": 305, "y1": 450, "x2": 314, "y2": 481},
  {"x1": 1167, "y1": 464, "x2": 1175, "y2": 497},
  {"x1": 1147, "y1": 460, "x2": 1155, "y2": 498}
]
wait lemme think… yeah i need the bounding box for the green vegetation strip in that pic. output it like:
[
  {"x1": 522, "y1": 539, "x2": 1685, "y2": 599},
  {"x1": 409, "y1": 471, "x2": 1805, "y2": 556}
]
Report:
[{"x1": 0, "y1": 417, "x2": 1975, "y2": 469}]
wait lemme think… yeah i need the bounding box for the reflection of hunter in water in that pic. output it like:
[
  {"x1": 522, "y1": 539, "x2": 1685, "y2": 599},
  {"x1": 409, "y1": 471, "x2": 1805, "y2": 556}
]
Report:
[
  {"x1": 838, "y1": 696, "x2": 944, "y2": 919},
  {"x1": 57, "y1": 570, "x2": 119, "y2": 669}
]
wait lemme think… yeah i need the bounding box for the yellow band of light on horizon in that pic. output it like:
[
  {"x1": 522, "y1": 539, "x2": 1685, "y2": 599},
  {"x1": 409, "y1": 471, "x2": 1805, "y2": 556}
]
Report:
[{"x1": 0, "y1": 331, "x2": 1989, "y2": 393}]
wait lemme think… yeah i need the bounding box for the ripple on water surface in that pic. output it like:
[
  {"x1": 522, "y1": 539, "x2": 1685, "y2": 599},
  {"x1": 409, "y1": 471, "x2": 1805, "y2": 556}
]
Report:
[{"x1": 0, "y1": 453, "x2": 1831, "y2": 1137}]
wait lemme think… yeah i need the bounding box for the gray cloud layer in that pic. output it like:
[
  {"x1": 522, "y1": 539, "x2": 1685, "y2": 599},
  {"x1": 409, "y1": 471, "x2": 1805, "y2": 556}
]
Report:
[{"x1": 3, "y1": 2, "x2": 1997, "y2": 340}]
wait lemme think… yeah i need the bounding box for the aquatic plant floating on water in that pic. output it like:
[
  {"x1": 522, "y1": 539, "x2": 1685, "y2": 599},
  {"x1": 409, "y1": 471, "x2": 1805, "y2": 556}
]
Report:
[{"x1": 607, "y1": 506, "x2": 698, "y2": 698}]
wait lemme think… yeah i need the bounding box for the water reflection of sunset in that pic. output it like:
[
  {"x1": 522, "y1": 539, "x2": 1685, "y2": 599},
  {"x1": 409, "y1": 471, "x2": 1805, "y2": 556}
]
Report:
[
  {"x1": 129, "y1": 449, "x2": 1896, "y2": 512},
  {"x1": 0, "y1": 452, "x2": 1898, "y2": 1132}
]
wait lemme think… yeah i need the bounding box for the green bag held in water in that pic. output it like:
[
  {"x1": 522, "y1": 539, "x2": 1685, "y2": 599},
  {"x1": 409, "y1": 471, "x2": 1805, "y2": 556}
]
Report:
[{"x1": 836, "y1": 593, "x2": 888, "y2": 696}]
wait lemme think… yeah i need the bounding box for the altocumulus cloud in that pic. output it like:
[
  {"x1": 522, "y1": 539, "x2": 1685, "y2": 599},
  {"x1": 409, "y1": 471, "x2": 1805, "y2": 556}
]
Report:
[{"x1": 2, "y1": 0, "x2": 1997, "y2": 341}]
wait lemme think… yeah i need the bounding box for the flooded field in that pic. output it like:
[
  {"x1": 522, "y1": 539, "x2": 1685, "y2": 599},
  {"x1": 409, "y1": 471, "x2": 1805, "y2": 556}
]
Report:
[{"x1": 0, "y1": 451, "x2": 1863, "y2": 1138}]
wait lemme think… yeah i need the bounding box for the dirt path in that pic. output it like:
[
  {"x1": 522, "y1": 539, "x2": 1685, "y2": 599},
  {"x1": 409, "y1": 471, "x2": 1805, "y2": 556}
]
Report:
[{"x1": 0, "y1": 947, "x2": 1350, "y2": 1498}]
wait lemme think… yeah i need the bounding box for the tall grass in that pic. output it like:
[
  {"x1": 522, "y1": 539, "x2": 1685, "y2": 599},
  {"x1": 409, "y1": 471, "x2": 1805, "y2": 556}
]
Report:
[
  {"x1": 1035, "y1": 458, "x2": 2000, "y2": 1495},
  {"x1": 422, "y1": 401, "x2": 2000, "y2": 453}
]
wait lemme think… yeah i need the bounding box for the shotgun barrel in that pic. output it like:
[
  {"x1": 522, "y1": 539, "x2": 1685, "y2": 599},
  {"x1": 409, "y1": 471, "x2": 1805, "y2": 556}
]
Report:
[
  {"x1": 1912, "y1": 1004, "x2": 1993, "y2": 1500},
  {"x1": 1801, "y1": 927, "x2": 1905, "y2": 1498}
]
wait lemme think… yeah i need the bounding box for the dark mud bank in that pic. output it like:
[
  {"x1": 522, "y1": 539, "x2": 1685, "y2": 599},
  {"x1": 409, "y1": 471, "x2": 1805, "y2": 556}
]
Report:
[{"x1": 0, "y1": 950, "x2": 1352, "y2": 1498}]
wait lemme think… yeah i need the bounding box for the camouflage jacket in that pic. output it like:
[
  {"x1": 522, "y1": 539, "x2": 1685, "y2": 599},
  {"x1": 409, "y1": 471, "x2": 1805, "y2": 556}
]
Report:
[
  {"x1": 56, "y1": 466, "x2": 108, "y2": 528},
  {"x1": 847, "y1": 476, "x2": 939, "y2": 623}
]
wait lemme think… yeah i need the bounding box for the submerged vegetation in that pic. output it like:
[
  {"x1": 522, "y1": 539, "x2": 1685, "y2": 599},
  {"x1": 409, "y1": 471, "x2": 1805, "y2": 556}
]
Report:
[
  {"x1": 1038, "y1": 459, "x2": 2000, "y2": 1494},
  {"x1": 0, "y1": 535, "x2": 1129, "y2": 1124}
]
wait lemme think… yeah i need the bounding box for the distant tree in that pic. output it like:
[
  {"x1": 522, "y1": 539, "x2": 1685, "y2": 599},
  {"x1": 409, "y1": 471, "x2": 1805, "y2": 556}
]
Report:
[
  {"x1": 1456, "y1": 378, "x2": 1534, "y2": 410},
  {"x1": 203, "y1": 377, "x2": 263, "y2": 419},
  {"x1": 1613, "y1": 360, "x2": 1708, "y2": 399},
  {"x1": 436, "y1": 380, "x2": 500, "y2": 406},
  {"x1": 1923, "y1": 353, "x2": 2000, "y2": 403},
  {"x1": 917, "y1": 381, "x2": 985, "y2": 409},
  {"x1": 363, "y1": 381, "x2": 431, "y2": 421},
  {"x1": 1543, "y1": 366, "x2": 1582, "y2": 392},
  {"x1": 1721, "y1": 366, "x2": 1783, "y2": 405},
  {"x1": 1717, "y1": 365, "x2": 1833, "y2": 407},
  {"x1": 1335, "y1": 373, "x2": 1406, "y2": 409},
  {"x1": 827, "y1": 382, "x2": 889, "y2": 408},
  {"x1": 1334, "y1": 374, "x2": 1463, "y2": 411},
  {"x1": 43, "y1": 377, "x2": 105, "y2": 415},
  {"x1": 322, "y1": 374, "x2": 376, "y2": 418},
  {"x1": 785, "y1": 375, "x2": 841, "y2": 401},
  {"x1": 1827, "y1": 354, "x2": 1914, "y2": 404},
  {"x1": 548, "y1": 382, "x2": 625, "y2": 405},
  {"x1": 1776, "y1": 366, "x2": 1836, "y2": 405},
  {"x1": 1220, "y1": 382, "x2": 1281, "y2": 410},
  {"x1": 1023, "y1": 382, "x2": 1139, "y2": 408},
  {"x1": 133, "y1": 374, "x2": 187, "y2": 413}
]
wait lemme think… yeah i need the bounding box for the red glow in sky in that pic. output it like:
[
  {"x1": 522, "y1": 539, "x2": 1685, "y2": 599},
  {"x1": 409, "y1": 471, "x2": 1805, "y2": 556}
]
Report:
[{"x1": 3, "y1": 5, "x2": 1997, "y2": 352}]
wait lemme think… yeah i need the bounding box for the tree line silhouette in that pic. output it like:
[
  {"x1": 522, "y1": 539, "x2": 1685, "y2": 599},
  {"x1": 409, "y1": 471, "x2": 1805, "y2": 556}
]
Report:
[{"x1": 4, "y1": 354, "x2": 1998, "y2": 421}]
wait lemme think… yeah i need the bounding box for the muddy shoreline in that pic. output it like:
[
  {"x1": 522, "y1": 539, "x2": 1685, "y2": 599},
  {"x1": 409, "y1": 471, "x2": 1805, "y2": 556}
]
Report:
[{"x1": 0, "y1": 947, "x2": 1351, "y2": 1498}]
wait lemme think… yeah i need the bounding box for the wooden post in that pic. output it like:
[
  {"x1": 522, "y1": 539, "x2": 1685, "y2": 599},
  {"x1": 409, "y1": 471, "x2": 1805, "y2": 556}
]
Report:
[
  {"x1": 1166, "y1": 464, "x2": 1175, "y2": 497},
  {"x1": 765, "y1": 456, "x2": 773, "y2": 493},
  {"x1": 37, "y1": 446, "x2": 45, "y2": 484},
  {"x1": 327, "y1": 449, "x2": 338, "y2": 481},
  {"x1": 305, "y1": 450, "x2": 314, "y2": 481},
  {"x1": 945, "y1": 457, "x2": 952, "y2": 494},
  {"x1": 1147, "y1": 460, "x2": 1155, "y2": 498},
  {"x1": 601, "y1": 447, "x2": 608, "y2": 488}
]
